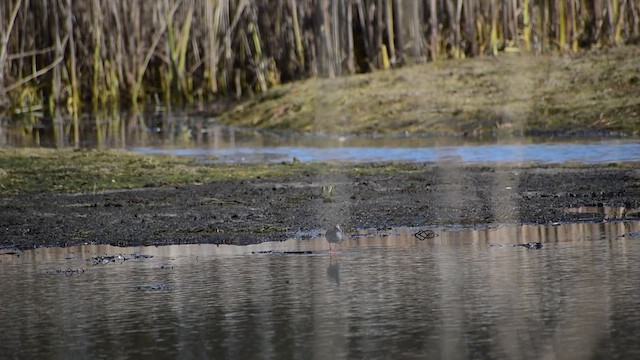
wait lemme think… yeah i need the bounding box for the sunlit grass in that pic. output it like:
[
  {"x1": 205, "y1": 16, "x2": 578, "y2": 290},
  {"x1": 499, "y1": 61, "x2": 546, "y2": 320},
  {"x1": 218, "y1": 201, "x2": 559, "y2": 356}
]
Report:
[
  {"x1": 0, "y1": 148, "x2": 424, "y2": 197},
  {"x1": 220, "y1": 46, "x2": 640, "y2": 136},
  {"x1": 2, "y1": 148, "x2": 637, "y2": 197},
  {"x1": 0, "y1": 148, "x2": 293, "y2": 196}
]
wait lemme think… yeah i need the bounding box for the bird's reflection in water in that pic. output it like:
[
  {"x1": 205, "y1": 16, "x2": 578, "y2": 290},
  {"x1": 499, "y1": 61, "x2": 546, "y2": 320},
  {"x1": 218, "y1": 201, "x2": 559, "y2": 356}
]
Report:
[{"x1": 326, "y1": 254, "x2": 340, "y2": 285}]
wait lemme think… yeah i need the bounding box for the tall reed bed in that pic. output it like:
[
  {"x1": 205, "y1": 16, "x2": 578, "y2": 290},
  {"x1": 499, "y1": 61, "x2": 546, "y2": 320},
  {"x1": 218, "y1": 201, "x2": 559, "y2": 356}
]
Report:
[{"x1": 1, "y1": 0, "x2": 639, "y2": 118}]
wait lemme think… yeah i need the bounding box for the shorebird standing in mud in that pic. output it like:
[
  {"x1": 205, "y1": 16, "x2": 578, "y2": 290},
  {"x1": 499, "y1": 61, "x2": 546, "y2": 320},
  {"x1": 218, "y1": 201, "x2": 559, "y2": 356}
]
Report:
[{"x1": 325, "y1": 225, "x2": 344, "y2": 253}]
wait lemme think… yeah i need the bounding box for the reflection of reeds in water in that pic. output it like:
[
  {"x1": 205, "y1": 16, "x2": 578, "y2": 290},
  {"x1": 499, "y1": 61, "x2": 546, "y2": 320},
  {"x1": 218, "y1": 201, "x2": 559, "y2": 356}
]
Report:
[
  {"x1": 1, "y1": 111, "x2": 237, "y2": 148},
  {"x1": 1, "y1": 0, "x2": 640, "y2": 119}
]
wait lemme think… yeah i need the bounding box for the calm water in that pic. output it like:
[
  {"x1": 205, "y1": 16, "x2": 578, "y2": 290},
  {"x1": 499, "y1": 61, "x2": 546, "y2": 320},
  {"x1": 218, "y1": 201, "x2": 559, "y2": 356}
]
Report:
[
  {"x1": 3, "y1": 114, "x2": 639, "y2": 164},
  {"x1": 133, "y1": 141, "x2": 640, "y2": 164},
  {"x1": 2, "y1": 222, "x2": 640, "y2": 359}
]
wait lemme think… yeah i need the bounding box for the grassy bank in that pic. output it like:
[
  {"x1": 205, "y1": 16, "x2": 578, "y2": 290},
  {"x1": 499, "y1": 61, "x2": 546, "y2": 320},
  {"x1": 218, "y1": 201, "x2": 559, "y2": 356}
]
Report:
[
  {"x1": 0, "y1": 149, "x2": 289, "y2": 196},
  {"x1": 220, "y1": 45, "x2": 640, "y2": 136},
  {"x1": 0, "y1": 148, "x2": 420, "y2": 197},
  {"x1": 2, "y1": 148, "x2": 638, "y2": 197}
]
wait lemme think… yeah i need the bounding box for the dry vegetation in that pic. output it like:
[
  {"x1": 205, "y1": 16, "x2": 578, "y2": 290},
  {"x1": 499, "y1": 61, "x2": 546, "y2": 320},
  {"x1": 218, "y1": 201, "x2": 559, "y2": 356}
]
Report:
[
  {"x1": 1, "y1": 0, "x2": 639, "y2": 118},
  {"x1": 221, "y1": 44, "x2": 640, "y2": 135}
]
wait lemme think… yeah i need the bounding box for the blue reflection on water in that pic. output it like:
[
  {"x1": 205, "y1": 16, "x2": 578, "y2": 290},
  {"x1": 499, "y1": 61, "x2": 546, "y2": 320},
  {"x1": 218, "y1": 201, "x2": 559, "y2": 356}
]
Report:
[{"x1": 133, "y1": 140, "x2": 640, "y2": 164}]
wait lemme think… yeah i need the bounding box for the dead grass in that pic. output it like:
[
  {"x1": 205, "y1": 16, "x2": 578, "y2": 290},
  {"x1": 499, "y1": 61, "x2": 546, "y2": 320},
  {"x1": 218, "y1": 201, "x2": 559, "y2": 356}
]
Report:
[{"x1": 220, "y1": 45, "x2": 640, "y2": 136}]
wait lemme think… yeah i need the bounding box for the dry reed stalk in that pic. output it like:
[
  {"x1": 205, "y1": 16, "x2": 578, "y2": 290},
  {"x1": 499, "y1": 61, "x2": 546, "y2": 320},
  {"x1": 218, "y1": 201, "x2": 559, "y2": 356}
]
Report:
[
  {"x1": 385, "y1": 0, "x2": 395, "y2": 62},
  {"x1": 491, "y1": 0, "x2": 499, "y2": 55},
  {"x1": 429, "y1": 0, "x2": 438, "y2": 60},
  {"x1": 64, "y1": 0, "x2": 79, "y2": 148},
  {"x1": 0, "y1": 0, "x2": 22, "y2": 98}
]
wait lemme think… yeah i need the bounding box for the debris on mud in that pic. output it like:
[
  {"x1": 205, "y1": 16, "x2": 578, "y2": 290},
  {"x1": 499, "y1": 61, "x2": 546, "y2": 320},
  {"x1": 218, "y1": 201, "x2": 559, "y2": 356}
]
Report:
[
  {"x1": 252, "y1": 250, "x2": 314, "y2": 255},
  {"x1": 130, "y1": 253, "x2": 154, "y2": 259},
  {"x1": 413, "y1": 229, "x2": 438, "y2": 241},
  {"x1": 91, "y1": 253, "x2": 154, "y2": 265},
  {"x1": 0, "y1": 251, "x2": 20, "y2": 256},
  {"x1": 619, "y1": 232, "x2": 640, "y2": 238},
  {"x1": 518, "y1": 242, "x2": 544, "y2": 249},
  {"x1": 92, "y1": 254, "x2": 127, "y2": 265},
  {"x1": 489, "y1": 242, "x2": 544, "y2": 249},
  {"x1": 136, "y1": 284, "x2": 171, "y2": 291},
  {"x1": 43, "y1": 268, "x2": 85, "y2": 276}
]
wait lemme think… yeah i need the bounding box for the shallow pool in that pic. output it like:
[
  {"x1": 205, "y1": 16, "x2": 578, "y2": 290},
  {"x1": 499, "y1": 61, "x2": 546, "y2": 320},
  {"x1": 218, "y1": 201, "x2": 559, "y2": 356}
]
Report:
[{"x1": 2, "y1": 221, "x2": 639, "y2": 359}]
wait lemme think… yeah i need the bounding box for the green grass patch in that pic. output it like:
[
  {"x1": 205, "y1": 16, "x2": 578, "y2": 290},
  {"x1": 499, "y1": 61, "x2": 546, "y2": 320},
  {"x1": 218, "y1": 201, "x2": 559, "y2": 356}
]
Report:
[
  {"x1": 0, "y1": 148, "x2": 427, "y2": 197},
  {"x1": 0, "y1": 148, "x2": 301, "y2": 196}
]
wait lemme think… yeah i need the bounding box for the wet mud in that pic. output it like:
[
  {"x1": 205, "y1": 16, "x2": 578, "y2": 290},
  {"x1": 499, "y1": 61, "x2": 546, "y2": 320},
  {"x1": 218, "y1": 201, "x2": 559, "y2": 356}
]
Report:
[{"x1": 1, "y1": 163, "x2": 639, "y2": 250}]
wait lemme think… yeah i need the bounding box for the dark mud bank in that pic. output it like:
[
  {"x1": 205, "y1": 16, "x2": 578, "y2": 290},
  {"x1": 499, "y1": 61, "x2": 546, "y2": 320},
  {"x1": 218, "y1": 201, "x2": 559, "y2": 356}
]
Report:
[{"x1": 2, "y1": 164, "x2": 640, "y2": 250}]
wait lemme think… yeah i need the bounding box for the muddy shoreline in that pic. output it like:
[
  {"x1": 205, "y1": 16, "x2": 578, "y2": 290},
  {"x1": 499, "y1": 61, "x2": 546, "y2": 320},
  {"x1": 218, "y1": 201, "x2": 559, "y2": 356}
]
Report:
[{"x1": 2, "y1": 163, "x2": 639, "y2": 250}]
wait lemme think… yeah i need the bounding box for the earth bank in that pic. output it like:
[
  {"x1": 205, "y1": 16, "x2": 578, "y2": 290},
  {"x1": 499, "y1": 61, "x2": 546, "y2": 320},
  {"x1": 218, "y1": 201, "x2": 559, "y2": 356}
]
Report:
[{"x1": 2, "y1": 160, "x2": 639, "y2": 250}]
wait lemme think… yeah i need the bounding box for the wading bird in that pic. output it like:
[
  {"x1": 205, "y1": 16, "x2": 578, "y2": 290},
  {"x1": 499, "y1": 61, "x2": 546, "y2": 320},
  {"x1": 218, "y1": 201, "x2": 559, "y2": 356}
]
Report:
[{"x1": 325, "y1": 225, "x2": 344, "y2": 252}]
